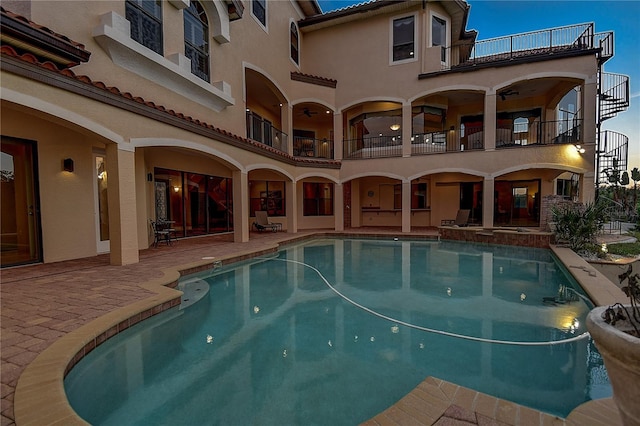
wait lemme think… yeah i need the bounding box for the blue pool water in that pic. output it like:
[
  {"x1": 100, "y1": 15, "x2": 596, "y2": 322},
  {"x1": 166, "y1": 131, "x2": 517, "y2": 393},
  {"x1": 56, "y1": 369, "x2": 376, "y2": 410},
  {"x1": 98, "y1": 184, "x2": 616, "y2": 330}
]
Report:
[{"x1": 65, "y1": 238, "x2": 611, "y2": 425}]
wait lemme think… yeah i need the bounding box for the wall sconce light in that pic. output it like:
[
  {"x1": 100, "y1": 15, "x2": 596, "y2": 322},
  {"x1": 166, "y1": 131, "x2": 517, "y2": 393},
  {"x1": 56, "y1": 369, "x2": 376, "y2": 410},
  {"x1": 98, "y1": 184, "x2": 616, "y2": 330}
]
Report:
[
  {"x1": 449, "y1": 126, "x2": 455, "y2": 131},
  {"x1": 147, "y1": 173, "x2": 153, "y2": 182},
  {"x1": 63, "y1": 158, "x2": 74, "y2": 172},
  {"x1": 575, "y1": 144, "x2": 585, "y2": 154},
  {"x1": 390, "y1": 123, "x2": 401, "y2": 131},
  {"x1": 173, "y1": 186, "x2": 180, "y2": 193}
]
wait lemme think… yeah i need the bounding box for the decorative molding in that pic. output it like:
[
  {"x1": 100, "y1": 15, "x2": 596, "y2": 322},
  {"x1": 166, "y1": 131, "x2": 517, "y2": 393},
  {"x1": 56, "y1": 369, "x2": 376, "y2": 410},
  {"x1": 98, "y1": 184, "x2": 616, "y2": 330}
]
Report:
[{"x1": 92, "y1": 11, "x2": 234, "y2": 112}]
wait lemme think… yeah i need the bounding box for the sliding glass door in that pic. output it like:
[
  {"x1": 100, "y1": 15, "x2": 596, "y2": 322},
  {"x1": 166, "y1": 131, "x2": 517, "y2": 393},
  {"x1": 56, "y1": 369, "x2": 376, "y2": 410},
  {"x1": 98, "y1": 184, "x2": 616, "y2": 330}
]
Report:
[{"x1": 1, "y1": 137, "x2": 42, "y2": 267}]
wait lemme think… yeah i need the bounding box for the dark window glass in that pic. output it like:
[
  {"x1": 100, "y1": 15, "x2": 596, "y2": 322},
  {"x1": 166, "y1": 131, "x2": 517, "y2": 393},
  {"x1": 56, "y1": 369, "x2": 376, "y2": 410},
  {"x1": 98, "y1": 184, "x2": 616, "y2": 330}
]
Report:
[
  {"x1": 432, "y1": 16, "x2": 446, "y2": 62},
  {"x1": 393, "y1": 16, "x2": 414, "y2": 61},
  {"x1": 252, "y1": 0, "x2": 266, "y2": 26},
  {"x1": 126, "y1": 0, "x2": 163, "y2": 55},
  {"x1": 290, "y1": 23, "x2": 299, "y2": 64},
  {"x1": 250, "y1": 181, "x2": 285, "y2": 217},
  {"x1": 303, "y1": 183, "x2": 334, "y2": 216},
  {"x1": 184, "y1": 1, "x2": 209, "y2": 82}
]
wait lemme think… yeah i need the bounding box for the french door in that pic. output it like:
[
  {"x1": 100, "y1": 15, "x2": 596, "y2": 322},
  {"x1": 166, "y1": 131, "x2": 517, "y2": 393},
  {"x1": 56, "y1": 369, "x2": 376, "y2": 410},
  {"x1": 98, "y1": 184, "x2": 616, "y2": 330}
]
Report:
[{"x1": 1, "y1": 137, "x2": 42, "y2": 267}]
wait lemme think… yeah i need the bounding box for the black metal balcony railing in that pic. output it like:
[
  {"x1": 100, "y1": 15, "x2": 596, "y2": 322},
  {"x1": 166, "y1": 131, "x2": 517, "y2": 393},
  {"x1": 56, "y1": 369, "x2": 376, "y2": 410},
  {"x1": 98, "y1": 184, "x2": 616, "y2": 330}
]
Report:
[
  {"x1": 600, "y1": 72, "x2": 630, "y2": 122},
  {"x1": 495, "y1": 119, "x2": 583, "y2": 148},
  {"x1": 293, "y1": 137, "x2": 334, "y2": 159},
  {"x1": 343, "y1": 135, "x2": 402, "y2": 159},
  {"x1": 410, "y1": 132, "x2": 448, "y2": 155},
  {"x1": 447, "y1": 23, "x2": 611, "y2": 69},
  {"x1": 246, "y1": 111, "x2": 287, "y2": 152},
  {"x1": 597, "y1": 130, "x2": 629, "y2": 186}
]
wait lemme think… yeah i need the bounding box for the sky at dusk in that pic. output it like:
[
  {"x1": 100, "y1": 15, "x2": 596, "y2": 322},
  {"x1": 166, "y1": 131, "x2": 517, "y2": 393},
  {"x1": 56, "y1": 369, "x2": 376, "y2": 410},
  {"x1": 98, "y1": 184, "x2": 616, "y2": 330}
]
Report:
[{"x1": 316, "y1": 0, "x2": 640, "y2": 171}]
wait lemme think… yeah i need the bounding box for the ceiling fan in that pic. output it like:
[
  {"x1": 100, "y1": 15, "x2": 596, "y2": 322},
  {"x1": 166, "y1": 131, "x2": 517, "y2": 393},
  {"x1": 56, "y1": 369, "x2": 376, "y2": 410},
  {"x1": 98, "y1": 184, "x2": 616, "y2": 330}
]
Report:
[
  {"x1": 498, "y1": 89, "x2": 519, "y2": 101},
  {"x1": 300, "y1": 107, "x2": 318, "y2": 118}
]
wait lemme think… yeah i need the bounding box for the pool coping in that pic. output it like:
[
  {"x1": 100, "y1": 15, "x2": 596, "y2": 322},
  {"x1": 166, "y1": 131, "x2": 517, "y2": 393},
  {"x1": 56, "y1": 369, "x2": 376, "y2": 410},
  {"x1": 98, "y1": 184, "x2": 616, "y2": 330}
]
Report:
[{"x1": 13, "y1": 237, "x2": 628, "y2": 425}]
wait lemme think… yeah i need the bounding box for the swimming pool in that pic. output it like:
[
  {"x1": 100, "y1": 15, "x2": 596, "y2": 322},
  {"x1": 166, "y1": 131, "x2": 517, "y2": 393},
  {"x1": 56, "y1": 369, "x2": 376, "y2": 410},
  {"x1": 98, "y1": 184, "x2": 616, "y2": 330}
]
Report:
[{"x1": 65, "y1": 238, "x2": 611, "y2": 425}]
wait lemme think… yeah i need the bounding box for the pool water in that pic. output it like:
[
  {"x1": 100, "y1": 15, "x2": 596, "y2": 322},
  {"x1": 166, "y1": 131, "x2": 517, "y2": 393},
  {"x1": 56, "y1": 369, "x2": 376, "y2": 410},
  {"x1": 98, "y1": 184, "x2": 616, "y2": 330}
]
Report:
[{"x1": 65, "y1": 239, "x2": 611, "y2": 425}]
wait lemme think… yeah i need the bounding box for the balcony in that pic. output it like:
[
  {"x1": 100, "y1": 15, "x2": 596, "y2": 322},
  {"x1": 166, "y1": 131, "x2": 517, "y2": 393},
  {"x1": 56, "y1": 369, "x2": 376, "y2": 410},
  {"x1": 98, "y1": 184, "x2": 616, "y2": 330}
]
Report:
[
  {"x1": 437, "y1": 23, "x2": 613, "y2": 72},
  {"x1": 246, "y1": 111, "x2": 287, "y2": 153},
  {"x1": 293, "y1": 137, "x2": 334, "y2": 159},
  {"x1": 496, "y1": 119, "x2": 582, "y2": 148},
  {"x1": 343, "y1": 135, "x2": 402, "y2": 159}
]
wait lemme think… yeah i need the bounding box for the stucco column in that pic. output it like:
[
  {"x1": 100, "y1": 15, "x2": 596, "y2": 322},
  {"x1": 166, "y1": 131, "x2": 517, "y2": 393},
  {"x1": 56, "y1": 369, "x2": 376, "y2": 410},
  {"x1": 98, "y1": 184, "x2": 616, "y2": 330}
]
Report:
[
  {"x1": 582, "y1": 79, "x2": 598, "y2": 145},
  {"x1": 106, "y1": 144, "x2": 139, "y2": 266},
  {"x1": 582, "y1": 170, "x2": 596, "y2": 203},
  {"x1": 482, "y1": 177, "x2": 495, "y2": 228},
  {"x1": 334, "y1": 182, "x2": 344, "y2": 231},
  {"x1": 402, "y1": 180, "x2": 411, "y2": 232},
  {"x1": 351, "y1": 180, "x2": 361, "y2": 228},
  {"x1": 232, "y1": 170, "x2": 249, "y2": 242},
  {"x1": 402, "y1": 102, "x2": 412, "y2": 157},
  {"x1": 333, "y1": 111, "x2": 343, "y2": 160},
  {"x1": 484, "y1": 92, "x2": 496, "y2": 151},
  {"x1": 282, "y1": 104, "x2": 292, "y2": 155},
  {"x1": 286, "y1": 180, "x2": 297, "y2": 233}
]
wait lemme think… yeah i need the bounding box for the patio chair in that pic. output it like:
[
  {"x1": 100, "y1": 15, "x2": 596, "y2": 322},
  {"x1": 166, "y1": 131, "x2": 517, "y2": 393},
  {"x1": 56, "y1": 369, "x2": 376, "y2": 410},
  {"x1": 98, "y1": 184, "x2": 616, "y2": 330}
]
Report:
[
  {"x1": 441, "y1": 209, "x2": 470, "y2": 227},
  {"x1": 150, "y1": 219, "x2": 171, "y2": 246},
  {"x1": 254, "y1": 210, "x2": 281, "y2": 232}
]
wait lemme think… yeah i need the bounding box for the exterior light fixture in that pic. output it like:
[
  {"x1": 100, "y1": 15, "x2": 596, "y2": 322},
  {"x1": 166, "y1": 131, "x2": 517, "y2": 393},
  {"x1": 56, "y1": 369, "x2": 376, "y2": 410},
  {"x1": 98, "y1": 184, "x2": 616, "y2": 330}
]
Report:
[
  {"x1": 575, "y1": 144, "x2": 585, "y2": 154},
  {"x1": 390, "y1": 123, "x2": 401, "y2": 131},
  {"x1": 63, "y1": 158, "x2": 74, "y2": 172},
  {"x1": 173, "y1": 186, "x2": 180, "y2": 193}
]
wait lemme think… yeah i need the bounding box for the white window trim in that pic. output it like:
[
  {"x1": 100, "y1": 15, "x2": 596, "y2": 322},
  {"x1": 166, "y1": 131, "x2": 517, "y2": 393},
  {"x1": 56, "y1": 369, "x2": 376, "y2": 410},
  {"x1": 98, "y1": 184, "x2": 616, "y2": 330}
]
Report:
[
  {"x1": 429, "y1": 11, "x2": 450, "y2": 66},
  {"x1": 93, "y1": 11, "x2": 234, "y2": 112},
  {"x1": 251, "y1": 0, "x2": 268, "y2": 33},
  {"x1": 289, "y1": 19, "x2": 300, "y2": 68},
  {"x1": 389, "y1": 13, "x2": 418, "y2": 66}
]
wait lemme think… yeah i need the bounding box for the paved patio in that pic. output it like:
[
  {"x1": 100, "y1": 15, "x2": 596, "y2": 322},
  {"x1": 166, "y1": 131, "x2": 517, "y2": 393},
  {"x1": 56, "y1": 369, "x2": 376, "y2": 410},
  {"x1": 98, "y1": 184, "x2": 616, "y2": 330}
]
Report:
[{"x1": 0, "y1": 228, "x2": 623, "y2": 425}]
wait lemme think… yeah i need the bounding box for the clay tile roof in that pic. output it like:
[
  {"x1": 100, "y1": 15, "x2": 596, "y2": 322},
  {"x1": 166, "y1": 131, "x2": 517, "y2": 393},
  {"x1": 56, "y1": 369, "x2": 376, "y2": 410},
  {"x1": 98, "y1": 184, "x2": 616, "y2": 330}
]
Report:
[
  {"x1": 1, "y1": 6, "x2": 90, "y2": 69},
  {"x1": 2, "y1": 46, "x2": 340, "y2": 168},
  {"x1": 291, "y1": 71, "x2": 337, "y2": 88}
]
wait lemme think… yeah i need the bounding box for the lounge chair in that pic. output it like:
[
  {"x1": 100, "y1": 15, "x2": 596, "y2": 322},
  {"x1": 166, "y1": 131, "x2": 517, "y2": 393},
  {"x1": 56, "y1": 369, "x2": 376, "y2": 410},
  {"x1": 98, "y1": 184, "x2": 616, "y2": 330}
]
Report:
[
  {"x1": 441, "y1": 209, "x2": 470, "y2": 227},
  {"x1": 254, "y1": 210, "x2": 281, "y2": 232}
]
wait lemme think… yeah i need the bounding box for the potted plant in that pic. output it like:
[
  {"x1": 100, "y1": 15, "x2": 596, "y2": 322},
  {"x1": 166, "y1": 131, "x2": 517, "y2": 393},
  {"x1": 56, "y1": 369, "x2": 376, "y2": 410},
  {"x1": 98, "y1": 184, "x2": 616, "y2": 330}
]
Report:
[{"x1": 586, "y1": 265, "x2": 640, "y2": 426}]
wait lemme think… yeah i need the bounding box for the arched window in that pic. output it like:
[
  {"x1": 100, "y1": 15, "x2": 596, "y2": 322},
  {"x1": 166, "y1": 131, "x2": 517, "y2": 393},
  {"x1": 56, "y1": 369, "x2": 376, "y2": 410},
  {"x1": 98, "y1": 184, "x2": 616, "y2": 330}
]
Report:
[
  {"x1": 126, "y1": 0, "x2": 163, "y2": 55},
  {"x1": 514, "y1": 117, "x2": 528, "y2": 133},
  {"x1": 184, "y1": 1, "x2": 209, "y2": 82},
  {"x1": 290, "y1": 23, "x2": 299, "y2": 64}
]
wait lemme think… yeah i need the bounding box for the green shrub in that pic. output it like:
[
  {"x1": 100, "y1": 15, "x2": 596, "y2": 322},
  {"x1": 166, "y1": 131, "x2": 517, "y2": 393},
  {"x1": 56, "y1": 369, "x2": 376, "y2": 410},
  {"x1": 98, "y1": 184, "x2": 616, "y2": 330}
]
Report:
[{"x1": 551, "y1": 202, "x2": 607, "y2": 252}]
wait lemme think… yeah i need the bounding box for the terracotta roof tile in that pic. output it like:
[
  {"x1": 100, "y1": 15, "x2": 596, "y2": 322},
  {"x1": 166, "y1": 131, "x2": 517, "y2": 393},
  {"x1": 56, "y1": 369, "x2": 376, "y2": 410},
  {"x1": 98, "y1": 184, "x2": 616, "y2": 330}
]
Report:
[{"x1": 2, "y1": 44, "x2": 340, "y2": 167}]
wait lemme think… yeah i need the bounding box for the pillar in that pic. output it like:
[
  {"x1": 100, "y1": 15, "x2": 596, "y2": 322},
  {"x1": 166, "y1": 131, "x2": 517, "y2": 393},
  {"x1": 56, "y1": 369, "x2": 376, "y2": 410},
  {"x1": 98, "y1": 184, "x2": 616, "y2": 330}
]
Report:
[
  {"x1": 402, "y1": 180, "x2": 411, "y2": 232},
  {"x1": 286, "y1": 179, "x2": 297, "y2": 233},
  {"x1": 334, "y1": 183, "x2": 344, "y2": 231},
  {"x1": 482, "y1": 177, "x2": 495, "y2": 228},
  {"x1": 233, "y1": 170, "x2": 249, "y2": 242},
  {"x1": 484, "y1": 92, "x2": 497, "y2": 151},
  {"x1": 106, "y1": 144, "x2": 139, "y2": 265},
  {"x1": 333, "y1": 112, "x2": 343, "y2": 161},
  {"x1": 402, "y1": 102, "x2": 412, "y2": 157}
]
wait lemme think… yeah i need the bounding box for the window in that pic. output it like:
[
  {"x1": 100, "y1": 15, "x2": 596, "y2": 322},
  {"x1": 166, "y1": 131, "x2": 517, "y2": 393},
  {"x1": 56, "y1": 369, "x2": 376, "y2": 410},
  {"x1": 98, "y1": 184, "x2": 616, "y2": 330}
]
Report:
[
  {"x1": 125, "y1": 0, "x2": 163, "y2": 55},
  {"x1": 432, "y1": 16, "x2": 446, "y2": 62},
  {"x1": 290, "y1": 22, "x2": 299, "y2": 64},
  {"x1": 556, "y1": 178, "x2": 578, "y2": 200},
  {"x1": 411, "y1": 183, "x2": 428, "y2": 209},
  {"x1": 303, "y1": 183, "x2": 334, "y2": 216},
  {"x1": 250, "y1": 180, "x2": 285, "y2": 217},
  {"x1": 392, "y1": 16, "x2": 415, "y2": 62},
  {"x1": 513, "y1": 117, "x2": 528, "y2": 133},
  {"x1": 252, "y1": 0, "x2": 266, "y2": 27},
  {"x1": 184, "y1": 1, "x2": 209, "y2": 82},
  {"x1": 153, "y1": 168, "x2": 234, "y2": 236}
]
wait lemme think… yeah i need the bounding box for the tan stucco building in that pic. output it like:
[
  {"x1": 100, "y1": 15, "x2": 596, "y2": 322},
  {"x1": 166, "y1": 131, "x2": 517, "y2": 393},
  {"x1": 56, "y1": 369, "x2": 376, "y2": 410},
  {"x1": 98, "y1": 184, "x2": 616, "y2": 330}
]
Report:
[{"x1": 1, "y1": 0, "x2": 630, "y2": 267}]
